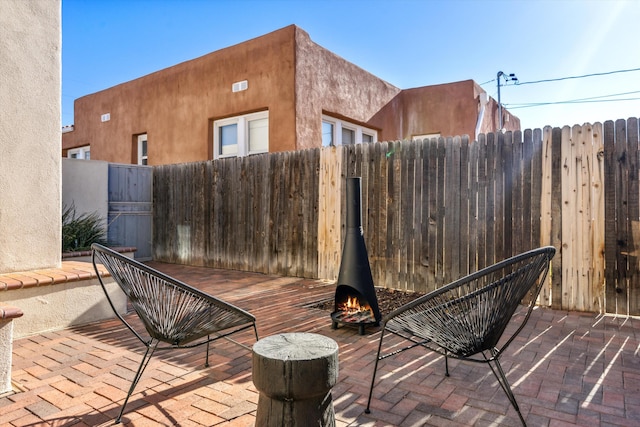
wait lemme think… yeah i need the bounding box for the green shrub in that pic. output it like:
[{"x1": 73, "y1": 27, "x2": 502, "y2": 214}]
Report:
[{"x1": 62, "y1": 204, "x2": 108, "y2": 252}]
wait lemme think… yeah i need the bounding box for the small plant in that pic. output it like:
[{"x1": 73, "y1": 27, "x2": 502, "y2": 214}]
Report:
[{"x1": 62, "y1": 204, "x2": 108, "y2": 252}]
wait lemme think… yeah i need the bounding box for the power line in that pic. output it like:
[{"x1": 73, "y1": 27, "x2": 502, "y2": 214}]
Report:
[
  {"x1": 507, "y1": 98, "x2": 640, "y2": 109},
  {"x1": 516, "y1": 67, "x2": 640, "y2": 86},
  {"x1": 506, "y1": 90, "x2": 640, "y2": 109},
  {"x1": 483, "y1": 69, "x2": 640, "y2": 111},
  {"x1": 509, "y1": 89, "x2": 640, "y2": 105},
  {"x1": 480, "y1": 66, "x2": 640, "y2": 88}
]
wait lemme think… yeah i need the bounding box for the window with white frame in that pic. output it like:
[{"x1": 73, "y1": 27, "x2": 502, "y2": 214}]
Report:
[
  {"x1": 67, "y1": 145, "x2": 90, "y2": 160},
  {"x1": 321, "y1": 115, "x2": 377, "y2": 146},
  {"x1": 213, "y1": 111, "x2": 269, "y2": 159},
  {"x1": 413, "y1": 133, "x2": 441, "y2": 142},
  {"x1": 137, "y1": 134, "x2": 148, "y2": 165},
  {"x1": 322, "y1": 121, "x2": 334, "y2": 147}
]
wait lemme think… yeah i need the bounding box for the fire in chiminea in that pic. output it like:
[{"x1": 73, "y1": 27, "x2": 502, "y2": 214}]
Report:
[
  {"x1": 331, "y1": 177, "x2": 381, "y2": 335},
  {"x1": 337, "y1": 296, "x2": 374, "y2": 322}
]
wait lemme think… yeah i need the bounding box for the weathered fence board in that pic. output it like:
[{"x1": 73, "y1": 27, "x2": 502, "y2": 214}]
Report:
[
  {"x1": 561, "y1": 125, "x2": 576, "y2": 310},
  {"x1": 445, "y1": 136, "x2": 461, "y2": 283},
  {"x1": 550, "y1": 127, "x2": 564, "y2": 309},
  {"x1": 485, "y1": 133, "x2": 497, "y2": 266},
  {"x1": 628, "y1": 118, "x2": 640, "y2": 313},
  {"x1": 435, "y1": 138, "x2": 446, "y2": 286},
  {"x1": 591, "y1": 123, "x2": 605, "y2": 313},
  {"x1": 317, "y1": 146, "x2": 341, "y2": 280},
  {"x1": 615, "y1": 119, "x2": 630, "y2": 314},
  {"x1": 539, "y1": 127, "x2": 553, "y2": 306},
  {"x1": 476, "y1": 133, "x2": 488, "y2": 271}
]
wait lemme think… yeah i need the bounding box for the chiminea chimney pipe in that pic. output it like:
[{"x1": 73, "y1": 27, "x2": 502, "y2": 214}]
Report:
[
  {"x1": 333, "y1": 177, "x2": 381, "y2": 327},
  {"x1": 345, "y1": 178, "x2": 361, "y2": 230}
]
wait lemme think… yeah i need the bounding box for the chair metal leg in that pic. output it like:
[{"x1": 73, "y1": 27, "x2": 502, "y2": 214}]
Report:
[
  {"x1": 486, "y1": 352, "x2": 526, "y2": 427},
  {"x1": 115, "y1": 340, "x2": 159, "y2": 424},
  {"x1": 205, "y1": 336, "x2": 210, "y2": 368},
  {"x1": 365, "y1": 329, "x2": 387, "y2": 414},
  {"x1": 203, "y1": 324, "x2": 258, "y2": 369},
  {"x1": 444, "y1": 349, "x2": 450, "y2": 377}
]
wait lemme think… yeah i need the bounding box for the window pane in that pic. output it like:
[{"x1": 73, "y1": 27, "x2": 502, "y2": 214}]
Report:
[
  {"x1": 220, "y1": 123, "x2": 238, "y2": 155},
  {"x1": 322, "y1": 121, "x2": 333, "y2": 147},
  {"x1": 248, "y1": 118, "x2": 268, "y2": 152},
  {"x1": 84, "y1": 150, "x2": 91, "y2": 160},
  {"x1": 342, "y1": 128, "x2": 355, "y2": 145},
  {"x1": 138, "y1": 134, "x2": 148, "y2": 165}
]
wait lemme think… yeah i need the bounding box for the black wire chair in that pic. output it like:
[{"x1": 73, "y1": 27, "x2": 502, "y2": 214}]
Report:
[
  {"x1": 365, "y1": 246, "x2": 555, "y2": 426},
  {"x1": 91, "y1": 243, "x2": 259, "y2": 424}
]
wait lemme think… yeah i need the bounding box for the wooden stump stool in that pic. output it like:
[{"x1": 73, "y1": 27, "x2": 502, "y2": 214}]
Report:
[{"x1": 252, "y1": 332, "x2": 339, "y2": 427}]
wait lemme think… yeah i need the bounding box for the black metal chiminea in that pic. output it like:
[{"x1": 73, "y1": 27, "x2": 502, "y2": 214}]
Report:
[{"x1": 331, "y1": 177, "x2": 381, "y2": 335}]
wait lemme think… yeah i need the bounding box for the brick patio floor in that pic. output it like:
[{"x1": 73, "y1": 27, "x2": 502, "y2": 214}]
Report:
[{"x1": 2, "y1": 262, "x2": 640, "y2": 426}]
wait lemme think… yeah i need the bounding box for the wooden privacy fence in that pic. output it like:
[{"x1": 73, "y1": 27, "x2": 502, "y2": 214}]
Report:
[
  {"x1": 153, "y1": 118, "x2": 640, "y2": 315},
  {"x1": 154, "y1": 151, "x2": 320, "y2": 278}
]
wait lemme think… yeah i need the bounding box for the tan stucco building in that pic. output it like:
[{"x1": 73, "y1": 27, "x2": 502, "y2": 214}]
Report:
[{"x1": 63, "y1": 25, "x2": 519, "y2": 166}]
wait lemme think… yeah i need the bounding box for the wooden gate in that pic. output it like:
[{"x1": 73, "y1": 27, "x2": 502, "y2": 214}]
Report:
[{"x1": 108, "y1": 164, "x2": 153, "y2": 260}]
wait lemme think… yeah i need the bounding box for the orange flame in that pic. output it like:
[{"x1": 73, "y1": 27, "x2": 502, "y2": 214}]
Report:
[{"x1": 338, "y1": 296, "x2": 372, "y2": 315}]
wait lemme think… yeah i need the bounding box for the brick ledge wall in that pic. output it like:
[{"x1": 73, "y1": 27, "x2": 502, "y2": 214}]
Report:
[{"x1": 0, "y1": 261, "x2": 109, "y2": 292}]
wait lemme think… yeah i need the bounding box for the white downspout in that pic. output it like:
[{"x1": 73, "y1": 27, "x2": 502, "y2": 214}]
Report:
[{"x1": 475, "y1": 92, "x2": 489, "y2": 140}]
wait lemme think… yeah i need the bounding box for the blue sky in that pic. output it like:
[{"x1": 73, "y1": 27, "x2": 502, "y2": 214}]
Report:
[{"x1": 62, "y1": 0, "x2": 639, "y2": 131}]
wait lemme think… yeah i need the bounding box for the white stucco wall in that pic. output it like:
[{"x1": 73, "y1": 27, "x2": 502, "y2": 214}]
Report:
[
  {"x1": 62, "y1": 159, "x2": 109, "y2": 232},
  {"x1": 0, "y1": 0, "x2": 62, "y2": 273},
  {"x1": 2, "y1": 278, "x2": 128, "y2": 339},
  {"x1": 0, "y1": 320, "x2": 13, "y2": 393}
]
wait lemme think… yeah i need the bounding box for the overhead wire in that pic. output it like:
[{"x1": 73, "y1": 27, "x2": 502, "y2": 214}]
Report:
[
  {"x1": 480, "y1": 67, "x2": 640, "y2": 88},
  {"x1": 507, "y1": 97, "x2": 640, "y2": 109},
  {"x1": 480, "y1": 67, "x2": 640, "y2": 110},
  {"x1": 506, "y1": 89, "x2": 640, "y2": 109},
  {"x1": 515, "y1": 67, "x2": 640, "y2": 86}
]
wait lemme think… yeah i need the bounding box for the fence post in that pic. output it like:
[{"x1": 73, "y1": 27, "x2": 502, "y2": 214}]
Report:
[{"x1": 317, "y1": 146, "x2": 343, "y2": 280}]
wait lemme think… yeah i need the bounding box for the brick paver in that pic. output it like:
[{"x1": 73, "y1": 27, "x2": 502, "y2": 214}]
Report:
[{"x1": 2, "y1": 262, "x2": 640, "y2": 426}]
